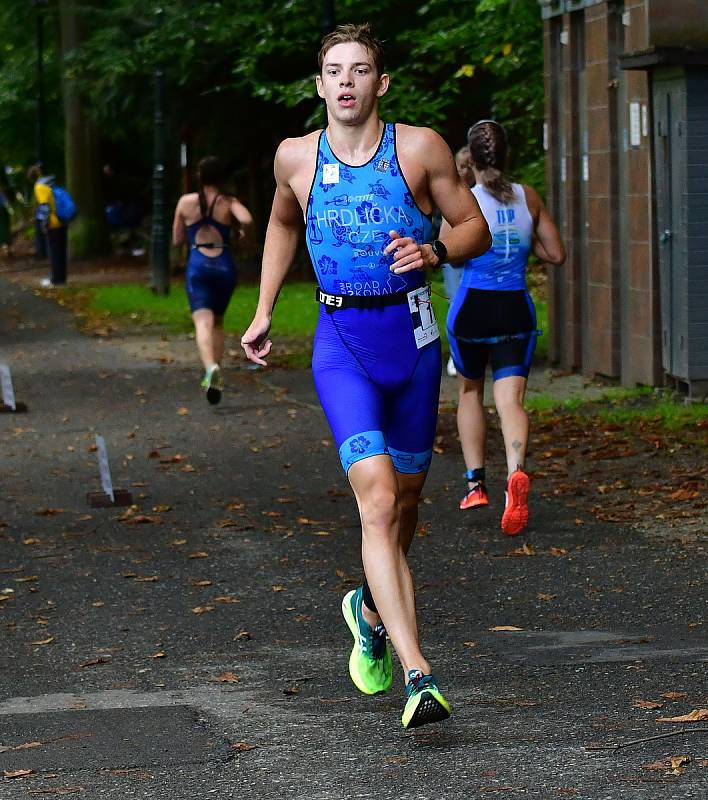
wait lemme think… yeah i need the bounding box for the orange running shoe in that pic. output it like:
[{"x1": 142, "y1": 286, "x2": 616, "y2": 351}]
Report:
[
  {"x1": 459, "y1": 467, "x2": 489, "y2": 510},
  {"x1": 501, "y1": 468, "x2": 530, "y2": 536},
  {"x1": 459, "y1": 484, "x2": 489, "y2": 510}
]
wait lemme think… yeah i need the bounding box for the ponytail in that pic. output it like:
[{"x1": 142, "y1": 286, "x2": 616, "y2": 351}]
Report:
[{"x1": 467, "y1": 120, "x2": 515, "y2": 205}]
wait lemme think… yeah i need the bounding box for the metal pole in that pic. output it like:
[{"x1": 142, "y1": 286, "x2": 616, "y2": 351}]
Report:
[
  {"x1": 35, "y1": 1, "x2": 47, "y2": 166},
  {"x1": 323, "y1": 0, "x2": 335, "y2": 34},
  {"x1": 151, "y1": 66, "x2": 170, "y2": 295}
]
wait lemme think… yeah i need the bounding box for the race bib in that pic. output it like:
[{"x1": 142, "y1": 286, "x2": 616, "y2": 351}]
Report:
[
  {"x1": 407, "y1": 285, "x2": 439, "y2": 349},
  {"x1": 323, "y1": 163, "x2": 339, "y2": 184}
]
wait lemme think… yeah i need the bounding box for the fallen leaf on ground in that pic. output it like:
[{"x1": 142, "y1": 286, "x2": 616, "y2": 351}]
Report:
[
  {"x1": 191, "y1": 579, "x2": 212, "y2": 587},
  {"x1": 170, "y1": 539, "x2": 187, "y2": 546},
  {"x1": 657, "y1": 708, "x2": 708, "y2": 723},
  {"x1": 26, "y1": 788, "x2": 86, "y2": 795},
  {"x1": 124, "y1": 515, "x2": 160, "y2": 525},
  {"x1": 509, "y1": 543, "x2": 536, "y2": 556},
  {"x1": 3, "y1": 769, "x2": 34, "y2": 778},
  {"x1": 12, "y1": 741, "x2": 42, "y2": 751},
  {"x1": 35, "y1": 508, "x2": 64, "y2": 516},
  {"x1": 226, "y1": 501, "x2": 245, "y2": 510},
  {"x1": 549, "y1": 547, "x2": 568, "y2": 557},
  {"x1": 214, "y1": 596, "x2": 238, "y2": 604},
  {"x1": 271, "y1": 585, "x2": 285, "y2": 592},
  {"x1": 192, "y1": 606, "x2": 215, "y2": 614},
  {"x1": 215, "y1": 671, "x2": 240, "y2": 683},
  {"x1": 537, "y1": 593, "x2": 557, "y2": 601},
  {"x1": 30, "y1": 636, "x2": 55, "y2": 646},
  {"x1": 151, "y1": 651, "x2": 166, "y2": 659},
  {"x1": 23, "y1": 538, "x2": 41, "y2": 545},
  {"x1": 489, "y1": 626, "x2": 524, "y2": 632},
  {"x1": 188, "y1": 551, "x2": 209, "y2": 559},
  {"x1": 662, "y1": 691, "x2": 688, "y2": 700},
  {"x1": 176, "y1": 407, "x2": 190, "y2": 416},
  {"x1": 15, "y1": 575, "x2": 38, "y2": 583},
  {"x1": 463, "y1": 641, "x2": 478, "y2": 648},
  {"x1": 234, "y1": 630, "x2": 251, "y2": 640},
  {"x1": 230, "y1": 742, "x2": 256, "y2": 751},
  {"x1": 633, "y1": 699, "x2": 663, "y2": 709},
  {"x1": 133, "y1": 575, "x2": 159, "y2": 582},
  {"x1": 78, "y1": 657, "x2": 110, "y2": 668},
  {"x1": 283, "y1": 684, "x2": 301, "y2": 696},
  {"x1": 152, "y1": 505, "x2": 171, "y2": 513}
]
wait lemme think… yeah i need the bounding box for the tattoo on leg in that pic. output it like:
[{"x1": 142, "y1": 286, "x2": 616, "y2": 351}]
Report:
[{"x1": 512, "y1": 439, "x2": 524, "y2": 469}]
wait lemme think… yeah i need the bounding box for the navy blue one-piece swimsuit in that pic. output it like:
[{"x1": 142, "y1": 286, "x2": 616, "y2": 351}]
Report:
[
  {"x1": 306, "y1": 123, "x2": 441, "y2": 474},
  {"x1": 185, "y1": 203, "x2": 236, "y2": 317}
]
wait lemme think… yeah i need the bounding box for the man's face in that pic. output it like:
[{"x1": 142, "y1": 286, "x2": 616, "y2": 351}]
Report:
[{"x1": 316, "y1": 41, "x2": 389, "y2": 125}]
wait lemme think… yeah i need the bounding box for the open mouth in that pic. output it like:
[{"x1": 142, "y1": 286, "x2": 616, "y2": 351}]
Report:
[{"x1": 338, "y1": 93, "x2": 356, "y2": 107}]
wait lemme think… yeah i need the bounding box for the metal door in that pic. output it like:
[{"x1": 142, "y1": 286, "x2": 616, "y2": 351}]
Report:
[{"x1": 653, "y1": 73, "x2": 687, "y2": 378}]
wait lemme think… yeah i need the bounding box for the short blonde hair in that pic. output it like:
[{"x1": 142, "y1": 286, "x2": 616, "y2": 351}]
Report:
[{"x1": 318, "y1": 23, "x2": 385, "y2": 77}]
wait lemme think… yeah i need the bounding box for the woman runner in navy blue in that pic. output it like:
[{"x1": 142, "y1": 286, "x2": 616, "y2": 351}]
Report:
[
  {"x1": 444, "y1": 121, "x2": 565, "y2": 534},
  {"x1": 172, "y1": 157, "x2": 253, "y2": 404},
  {"x1": 242, "y1": 25, "x2": 490, "y2": 729}
]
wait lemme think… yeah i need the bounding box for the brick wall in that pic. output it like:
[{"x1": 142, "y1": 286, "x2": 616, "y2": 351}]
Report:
[{"x1": 542, "y1": 0, "x2": 660, "y2": 386}]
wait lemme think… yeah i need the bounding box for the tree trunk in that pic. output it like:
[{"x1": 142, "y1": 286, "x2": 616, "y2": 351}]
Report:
[{"x1": 59, "y1": 0, "x2": 109, "y2": 258}]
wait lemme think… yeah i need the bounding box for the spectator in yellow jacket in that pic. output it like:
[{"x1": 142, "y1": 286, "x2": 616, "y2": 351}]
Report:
[{"x1": 27, "y1": 164, "x2": 67, "y2": 286}]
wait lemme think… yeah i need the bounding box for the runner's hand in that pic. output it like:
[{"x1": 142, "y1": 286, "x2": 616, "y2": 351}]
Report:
[
  {"x1": 241, "y1": 315, "x2": 273, "y2": 366},
  {"x1": 384, "y1": 230, "x2": 436, "y2": 273}
]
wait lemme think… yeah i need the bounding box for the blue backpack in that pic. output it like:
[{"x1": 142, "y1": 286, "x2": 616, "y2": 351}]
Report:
[{"x1": 53, "y1": 185, "x2": 77, "y2": 224}]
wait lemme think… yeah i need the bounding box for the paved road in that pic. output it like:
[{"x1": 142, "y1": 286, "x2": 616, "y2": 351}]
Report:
[{"x1": 1, "y1": 278, "x2": 706, "y2": 798}]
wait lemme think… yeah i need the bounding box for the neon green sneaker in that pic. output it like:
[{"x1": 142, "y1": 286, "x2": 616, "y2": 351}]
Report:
[
  {"x1": 201, "y1": 365, "x2": 223, "y2": 405},
  {"x1": 401, "y1": 669, "x2": 451, "y2": 729},
  {"x1": 341, "y1": 588, "x2": 393, "y2": 695}
]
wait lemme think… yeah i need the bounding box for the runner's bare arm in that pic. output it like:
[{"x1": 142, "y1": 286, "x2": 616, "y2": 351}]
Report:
[
  {"x1": 172, "y1": 197, "x2": 187, "y2": 246},
  {"x1": 524, "y1": 185, "x2": 565, "y2": 265},
  {"x1": 230, "y1": 197, "x2": 255, "y2": 242},
  {"x1": 241, "y1": 140, "x2": 305, "y2": 366},
  {"x1": 385, "y1": 128, "x2": 490, "y2": 273}
]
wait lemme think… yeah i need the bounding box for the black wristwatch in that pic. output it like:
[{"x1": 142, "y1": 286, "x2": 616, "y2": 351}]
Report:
[{"x1": 430, "y1": 239, "x2": 448, "y2": 267}]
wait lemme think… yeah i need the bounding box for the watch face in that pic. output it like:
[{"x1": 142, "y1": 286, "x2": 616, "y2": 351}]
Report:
[{"x1": 433, "y1": 240, "x2": 447, "y2": 260}]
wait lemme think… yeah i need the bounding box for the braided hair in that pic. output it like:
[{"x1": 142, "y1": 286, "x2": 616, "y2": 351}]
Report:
[{"x1": 467, "y1": 120, "x2": 515, "y2": 205}]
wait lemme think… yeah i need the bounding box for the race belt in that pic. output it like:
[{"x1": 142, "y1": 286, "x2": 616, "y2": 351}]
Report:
[{"x1": 316, "y1": 287, "x2": 411, "y2": 312}]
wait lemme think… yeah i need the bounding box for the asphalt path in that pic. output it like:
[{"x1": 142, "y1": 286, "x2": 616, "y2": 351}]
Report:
[{"x1": 1, "y1": 278, "x2": 706, "y2": 798}]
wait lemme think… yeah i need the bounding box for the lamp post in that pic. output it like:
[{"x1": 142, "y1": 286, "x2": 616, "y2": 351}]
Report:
[
  {"x1": 323, "y1": 0, "x2": 335, "y2": 34},
  {"x1": 33, "y1": 0, "x2": 49, "y2": 167},
  {"x1": 150, "y1": 9, "x2": 170, "y2": 295}
]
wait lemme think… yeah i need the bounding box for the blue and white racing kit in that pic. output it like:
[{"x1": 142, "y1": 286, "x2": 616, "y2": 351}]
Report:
[
  {"x1": 306, "y1": 123, "x2": 441, "y2": 474},
  {"x1": 447, "y1": 183, "x2": 538, "y2": 380}
]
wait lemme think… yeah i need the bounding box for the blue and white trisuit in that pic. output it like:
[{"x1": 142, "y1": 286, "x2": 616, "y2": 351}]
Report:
[
  {"x1": 447, "y1": 183, "x2": 538, "y2": 381},
  {"x1": 185, "y1": 195, "x2": 237, "y2": 317},
  {"x1": 306, "y1": 123, "x2": 441, "y2": 474}
]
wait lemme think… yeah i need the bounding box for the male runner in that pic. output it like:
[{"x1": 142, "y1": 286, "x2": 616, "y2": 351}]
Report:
[{"x1": 242, "y1": 23, "x2": 490, "y2": 729}]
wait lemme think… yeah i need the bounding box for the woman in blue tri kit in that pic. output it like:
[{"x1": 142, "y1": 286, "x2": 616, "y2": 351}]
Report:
[
  {"x1": 172, "y1": 157, "x2": 253, "y2": 404},
  {"x1": 444, "y1": 120, "x2": 565, "y2": 534},
  {"x1": 242, "y1": 24, "x2": 490, "y2": 729}
]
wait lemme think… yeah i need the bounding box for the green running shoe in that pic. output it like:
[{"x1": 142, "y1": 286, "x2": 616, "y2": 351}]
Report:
[
  {"x1": 201, "y1": 365, "x2": 223, "y2": 405},
  {"x1": 401, "y1": 669, "x2": 451, "y2": 729},
  {"x1": 341, "y1": 587, "x2": 393, "y2": 695}
]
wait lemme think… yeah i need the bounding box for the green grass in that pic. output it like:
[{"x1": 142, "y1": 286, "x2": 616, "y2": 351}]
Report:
[
  {"x1": 82, "y1": 279, "x2": 560, "y2": 370},
  {"x1": 528, "y1": 386, "x2": 708, "y2": 434},
  {"x1": 76, "y1": 280, "x2": 706, "y2": 432}
]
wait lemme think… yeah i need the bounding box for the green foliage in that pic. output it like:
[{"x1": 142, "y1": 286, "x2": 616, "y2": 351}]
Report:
[
  {"x1": 0, "y1": 0, "x2": 545, "y2": 225},
  {"x1": 66, "y1": 0, "x2": 544, "y2": 178},
  {"x1": 0, "y1": 1, "x2": 64, "y2": 171}
]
